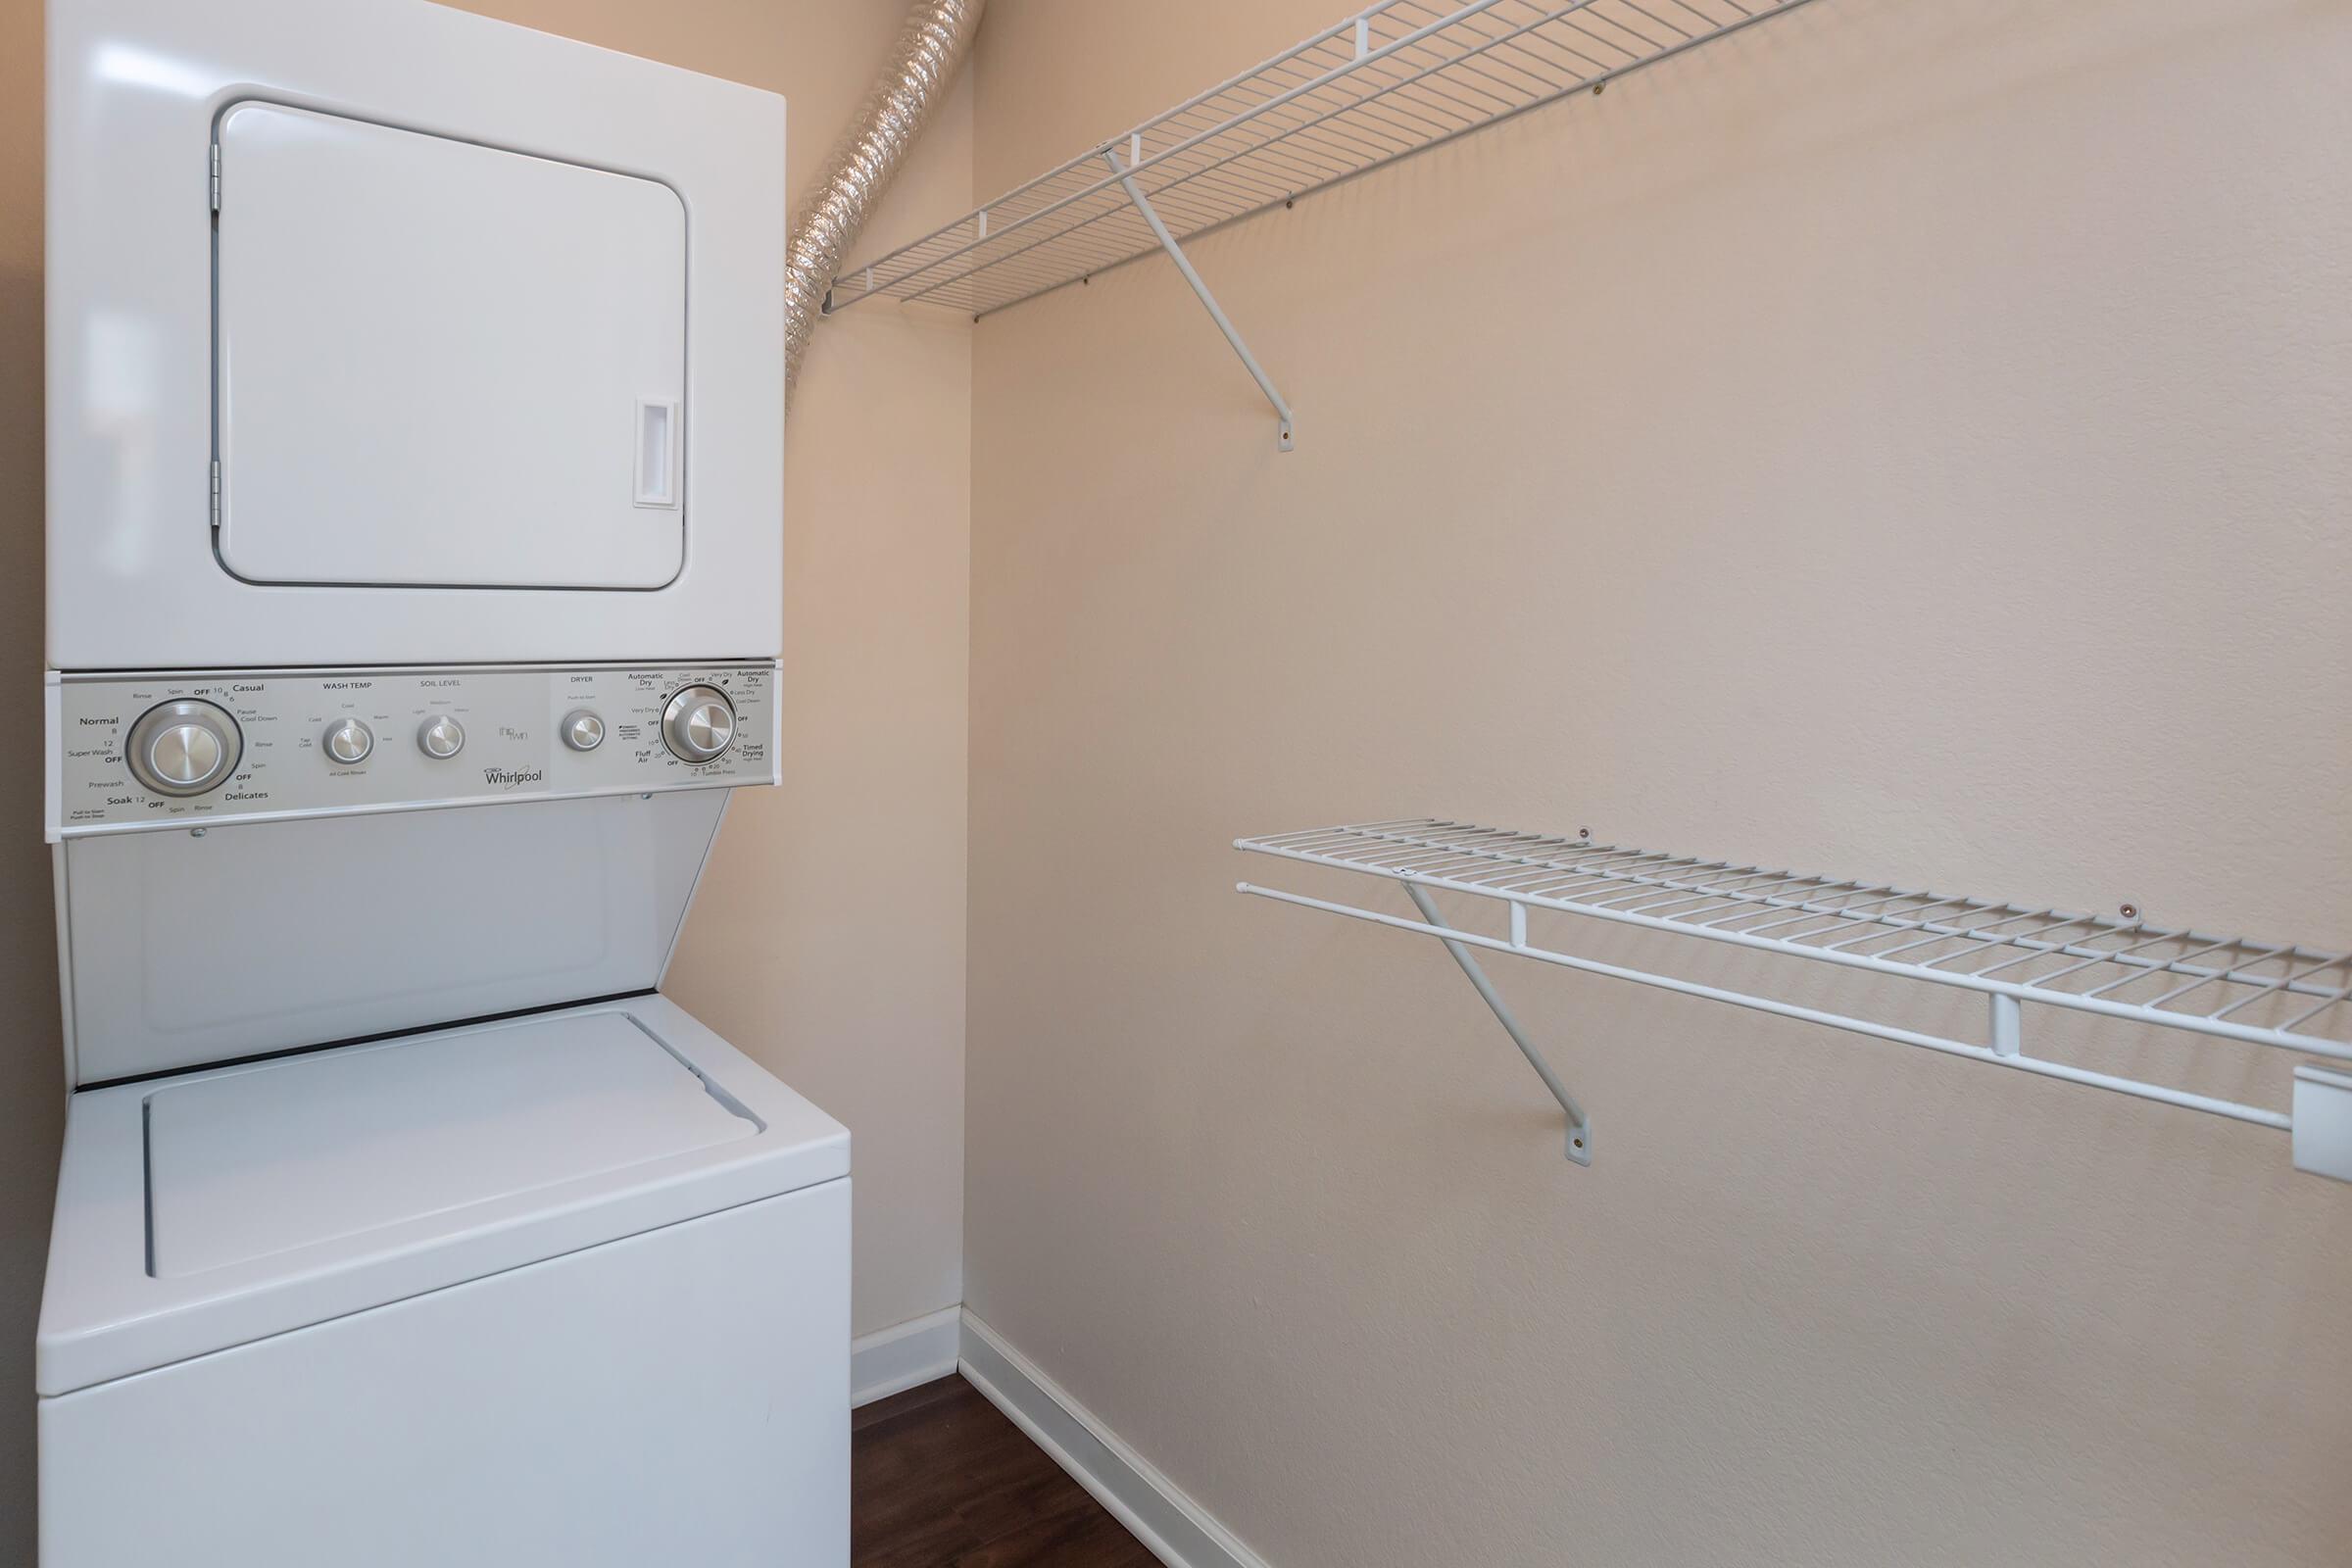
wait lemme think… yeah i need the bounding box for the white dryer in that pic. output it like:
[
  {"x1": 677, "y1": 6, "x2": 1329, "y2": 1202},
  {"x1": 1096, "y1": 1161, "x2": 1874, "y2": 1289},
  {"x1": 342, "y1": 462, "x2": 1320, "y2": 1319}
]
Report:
[
  {"x1": 46, "y1": 0, "x2": 783, "y2": 668},
  {"x1": 38, "y1": 0, "x2": 843, "y2": 1563}
]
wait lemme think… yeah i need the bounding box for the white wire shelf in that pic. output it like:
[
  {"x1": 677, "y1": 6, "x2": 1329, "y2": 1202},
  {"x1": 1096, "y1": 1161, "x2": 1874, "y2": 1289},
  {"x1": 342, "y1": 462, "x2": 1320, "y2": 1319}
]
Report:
[
  {"x1": 827, "y1": 0, "x2": 1822, "y2": 321},
  {"x1": 1236, "y1": 819, "x2": 2352, "y2": 1176}
]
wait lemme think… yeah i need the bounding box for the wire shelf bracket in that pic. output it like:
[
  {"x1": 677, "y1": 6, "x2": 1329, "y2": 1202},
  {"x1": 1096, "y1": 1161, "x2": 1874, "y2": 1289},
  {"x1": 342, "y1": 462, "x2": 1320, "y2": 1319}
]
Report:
[
  {"x1": 1106, "y1": 142, "x2": 1295, "y2": 451},
  {"x1": 1406, "y1": 878, "x2": 1592, "y2": 1163},
  {"x1": 1236, "y1": 819, "x2": 2352, "y2": 1182},
  {"x1": 824, "y1": 0, "x2": 1826, "y2": 447}
]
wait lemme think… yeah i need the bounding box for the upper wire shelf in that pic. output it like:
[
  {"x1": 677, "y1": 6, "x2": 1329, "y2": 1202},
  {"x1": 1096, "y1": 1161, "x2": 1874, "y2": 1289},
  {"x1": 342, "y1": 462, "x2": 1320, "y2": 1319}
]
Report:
[
  {"x1": 827, "y1": 0, "x2": 1824, "y2": 320},
  {"x1": 1243, "y1": 819, "x2": 2352, "y2": 1060},
  {"x1": 1237, "y1": 819, "x2": 2352, "y2": 1176}
]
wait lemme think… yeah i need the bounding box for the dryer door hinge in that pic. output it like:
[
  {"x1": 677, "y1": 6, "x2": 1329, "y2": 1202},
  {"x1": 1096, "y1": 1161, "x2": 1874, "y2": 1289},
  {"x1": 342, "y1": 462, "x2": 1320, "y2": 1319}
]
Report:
[
  {"x1": 209, "y1": 461, "x2": 221, "y2": 527},
  {"x1": 210, "y1": 144, "x2": 220, "y2": 212}
]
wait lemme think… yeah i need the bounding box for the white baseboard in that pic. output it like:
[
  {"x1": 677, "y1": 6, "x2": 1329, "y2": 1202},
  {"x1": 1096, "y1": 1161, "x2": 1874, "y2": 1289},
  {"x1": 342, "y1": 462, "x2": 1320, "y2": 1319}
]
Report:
[
  {"x1": 958, "y1": 1308, "x2": 1271, "y2": 1568},
  {"x1": 851, "y1": 1304, "x2": 962, "y2": 1408}
]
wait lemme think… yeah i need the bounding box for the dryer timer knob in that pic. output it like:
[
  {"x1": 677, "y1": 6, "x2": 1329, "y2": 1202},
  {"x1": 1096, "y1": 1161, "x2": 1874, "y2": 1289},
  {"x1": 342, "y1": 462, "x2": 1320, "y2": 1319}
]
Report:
[{"x1": 661, "y1": 685, "x2": 735, "y2": 763}]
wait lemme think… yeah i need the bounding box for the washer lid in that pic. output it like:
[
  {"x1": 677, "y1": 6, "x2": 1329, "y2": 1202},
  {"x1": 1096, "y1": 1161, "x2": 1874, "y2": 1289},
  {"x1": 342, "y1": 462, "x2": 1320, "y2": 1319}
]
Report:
[
  {"x1": 37, "y1": 997, "x2": 848, "y2": 1397},
  {"x1": 146, "y1": 1011, "x2": 754, "y2": 1278}
]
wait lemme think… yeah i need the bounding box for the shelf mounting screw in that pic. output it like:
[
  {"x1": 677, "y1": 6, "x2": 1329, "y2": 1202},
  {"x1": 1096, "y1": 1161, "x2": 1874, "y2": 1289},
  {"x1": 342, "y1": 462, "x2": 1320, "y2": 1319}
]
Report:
[{"x1": 2119, "y1": 902, "x2": 2139, "y2": 921}]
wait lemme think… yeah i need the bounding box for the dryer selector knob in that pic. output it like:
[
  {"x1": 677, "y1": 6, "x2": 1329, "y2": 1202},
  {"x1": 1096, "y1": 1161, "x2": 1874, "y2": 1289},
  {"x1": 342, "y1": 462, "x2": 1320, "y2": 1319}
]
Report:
[
  {"x1": 661, "y1": 685, "x2": 736, "y2": 763},
  {"x1": 322, "y1": 717, "x2": 374, "y2": 766},
  {"x1": 125, "y1": 700, "x2": 243, "y2": 798}
]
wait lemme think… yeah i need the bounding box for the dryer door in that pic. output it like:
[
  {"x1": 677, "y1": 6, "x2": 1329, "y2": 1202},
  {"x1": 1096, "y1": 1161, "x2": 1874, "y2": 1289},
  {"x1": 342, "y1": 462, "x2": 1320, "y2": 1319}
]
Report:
[{"x1": 214, "y1": 103, "x2": 687, "y2": 589}]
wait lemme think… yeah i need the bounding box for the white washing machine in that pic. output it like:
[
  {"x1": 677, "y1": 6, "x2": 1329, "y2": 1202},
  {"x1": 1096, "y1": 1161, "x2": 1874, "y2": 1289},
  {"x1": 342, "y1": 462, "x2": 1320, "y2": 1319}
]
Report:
[{"x1": 38, "y1": 1, "x2": 844, "y2": 1563}]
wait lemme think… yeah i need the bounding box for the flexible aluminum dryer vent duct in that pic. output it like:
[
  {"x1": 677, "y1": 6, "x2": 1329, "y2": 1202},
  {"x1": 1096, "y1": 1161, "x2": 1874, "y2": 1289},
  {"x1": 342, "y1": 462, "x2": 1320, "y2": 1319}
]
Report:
[{"x1": 782, "y1": 0, "x2": 986, "y2": 396}]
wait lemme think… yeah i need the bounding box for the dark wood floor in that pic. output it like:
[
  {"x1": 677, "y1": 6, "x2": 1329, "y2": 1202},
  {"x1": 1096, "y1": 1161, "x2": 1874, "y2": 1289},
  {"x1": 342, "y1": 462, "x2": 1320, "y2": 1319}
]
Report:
[{"x1": 854, "y1": 1376, "x2": 1158, "y2": 1567}]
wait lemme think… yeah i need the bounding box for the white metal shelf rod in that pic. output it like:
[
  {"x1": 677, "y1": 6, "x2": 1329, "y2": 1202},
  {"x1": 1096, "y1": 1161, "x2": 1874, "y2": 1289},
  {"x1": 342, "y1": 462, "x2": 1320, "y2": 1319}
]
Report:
[
  {"x1": 951, "y1": 0, "x2": 1598, "y2": 309},
  {"x1": 835, "y1": 0, "x2": 1828, "y2": 322},
  {"x1": 1401, "y1": 880, "x2": 1592, "y2": 1163},
  {"x1": 882, "y1": 143, "x2": 1313, "y2": 317},
  {"x1": 2283, "y1": 980, "x2": 2352, "y2": 1033},
  {"x1": 2214, "y1": 951, "x2": 2352, "y2": 1019},
  {"x1": 1255, "y1": 832, "x2": 2352, "y2": 1017},
  {"x1": 964, "y1": 5, "x2": 1381, "y2": 222},
  {"x1": 1238, "y1": 880, "x2": 2295, "y2": 1133},
  {"x1": 1237, "y1": 842, "x2": 2352, "y2": 1060},
  {"x1": 836, "y1": 0, "x2": 1532, "y2": 307},
  {"x1": 1102, "y1": 150, "x2": 1296, "y2": 451}
]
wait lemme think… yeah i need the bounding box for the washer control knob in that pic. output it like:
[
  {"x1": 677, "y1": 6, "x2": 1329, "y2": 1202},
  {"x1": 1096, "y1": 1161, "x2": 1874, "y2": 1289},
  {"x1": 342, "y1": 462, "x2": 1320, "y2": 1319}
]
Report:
[
  {"x1": 322, "y1": 717, "x2": 374, "y2": 766},
  {"x1": 661, "y1": 685, "x2": 736, "y2": 763},
  {"x1": 417, "y1": 714, "x2": 466, "y2": 759},
  {"x1": 125, "y1": 700, "x2": 242, "y2": 798},
  {"x1": 561, "y1": 710, "x2": 607, "y2": 753}
]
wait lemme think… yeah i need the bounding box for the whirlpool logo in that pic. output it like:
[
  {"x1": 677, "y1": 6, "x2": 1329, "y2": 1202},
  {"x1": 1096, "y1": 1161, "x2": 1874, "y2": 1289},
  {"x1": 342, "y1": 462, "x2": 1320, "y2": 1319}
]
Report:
[{"x1": 482, "y1": 766, "x2": 544, "y2": 789}]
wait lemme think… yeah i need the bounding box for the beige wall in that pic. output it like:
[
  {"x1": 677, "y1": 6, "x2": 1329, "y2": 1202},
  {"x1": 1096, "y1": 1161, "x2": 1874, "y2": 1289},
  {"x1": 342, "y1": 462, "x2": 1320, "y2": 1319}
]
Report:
[
  {"x1": 966, "y1": 1, "x2": 2352, "y2": 1565},
  {"x1": 0, "y1": 0, "x2": 971, "y2": 1553}
]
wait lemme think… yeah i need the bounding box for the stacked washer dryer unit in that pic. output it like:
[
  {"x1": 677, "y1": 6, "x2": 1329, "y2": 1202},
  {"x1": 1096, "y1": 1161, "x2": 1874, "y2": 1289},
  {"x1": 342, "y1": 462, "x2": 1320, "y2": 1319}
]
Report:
[{"x1": 39, "y1": 1, "x2": 848, "y2": 1563}]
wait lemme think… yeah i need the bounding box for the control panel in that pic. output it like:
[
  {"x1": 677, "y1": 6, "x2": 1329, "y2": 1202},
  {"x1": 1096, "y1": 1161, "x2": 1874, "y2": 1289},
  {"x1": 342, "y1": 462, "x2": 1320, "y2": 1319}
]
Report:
[{"x1": 48, "y1": 662, "x2": 777, "y2": 838}]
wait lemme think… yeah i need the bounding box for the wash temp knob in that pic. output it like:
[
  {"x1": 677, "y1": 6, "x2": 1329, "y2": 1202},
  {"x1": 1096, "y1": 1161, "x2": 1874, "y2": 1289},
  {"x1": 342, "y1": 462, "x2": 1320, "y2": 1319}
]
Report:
[
  {"x1": 322, "y1": 717, "x2": 374, "y2": 765},
  {"x1": 661, "y1": 685, "x2": 735, "y2": 762},
  {"x1": 124, "y1": 699, "x2": 243, "y2": 797}
]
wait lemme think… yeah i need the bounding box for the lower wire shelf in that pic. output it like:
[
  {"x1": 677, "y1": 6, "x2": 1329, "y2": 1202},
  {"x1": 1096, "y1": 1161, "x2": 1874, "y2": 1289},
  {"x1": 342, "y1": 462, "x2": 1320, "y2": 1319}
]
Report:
[{"x1": 1235, "y1": 819, "x2": 2352, "y2": 1180}]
